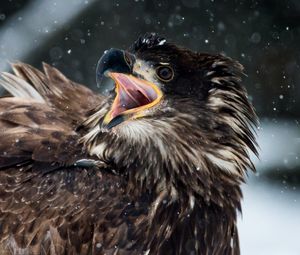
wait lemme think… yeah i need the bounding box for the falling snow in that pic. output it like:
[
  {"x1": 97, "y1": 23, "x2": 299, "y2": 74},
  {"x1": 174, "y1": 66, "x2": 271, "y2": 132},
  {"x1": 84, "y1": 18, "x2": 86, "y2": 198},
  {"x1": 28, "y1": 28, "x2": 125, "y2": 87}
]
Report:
[{"x1": 0, "y1": 0, "x2": 298, "y2": 254}]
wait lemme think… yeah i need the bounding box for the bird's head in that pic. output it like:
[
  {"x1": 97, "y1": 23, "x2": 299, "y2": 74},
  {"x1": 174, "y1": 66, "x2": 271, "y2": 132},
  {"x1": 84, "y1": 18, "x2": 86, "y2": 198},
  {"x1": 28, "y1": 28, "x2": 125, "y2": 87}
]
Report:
[{"x1": 82, "y1": 33, "x2": 257, "y2": 198}]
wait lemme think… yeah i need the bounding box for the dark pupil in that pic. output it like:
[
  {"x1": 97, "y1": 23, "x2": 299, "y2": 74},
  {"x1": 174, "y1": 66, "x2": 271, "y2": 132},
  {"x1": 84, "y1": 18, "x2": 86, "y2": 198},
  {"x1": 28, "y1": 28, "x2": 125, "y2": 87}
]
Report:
[{"x1": 159, "y1": 67, "x2": 171, "y2": 79}]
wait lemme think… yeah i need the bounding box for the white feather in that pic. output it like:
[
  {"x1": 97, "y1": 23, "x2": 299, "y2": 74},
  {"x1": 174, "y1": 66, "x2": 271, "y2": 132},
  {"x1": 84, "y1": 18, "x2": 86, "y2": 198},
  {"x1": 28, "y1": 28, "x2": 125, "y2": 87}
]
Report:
[
  {"x1": 205, "y1": 151, "x2": 238, "y2": 175},
  {"x1": 0, "y1": 72, "x2": 45, "y2": 103}
]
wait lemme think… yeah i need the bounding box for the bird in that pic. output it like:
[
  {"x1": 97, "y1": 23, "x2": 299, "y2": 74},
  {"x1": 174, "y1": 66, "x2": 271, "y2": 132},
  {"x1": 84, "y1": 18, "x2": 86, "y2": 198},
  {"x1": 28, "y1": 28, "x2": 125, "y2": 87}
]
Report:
[{"x1": 0, "y1": 33, "x2": 257, "y2": 255}]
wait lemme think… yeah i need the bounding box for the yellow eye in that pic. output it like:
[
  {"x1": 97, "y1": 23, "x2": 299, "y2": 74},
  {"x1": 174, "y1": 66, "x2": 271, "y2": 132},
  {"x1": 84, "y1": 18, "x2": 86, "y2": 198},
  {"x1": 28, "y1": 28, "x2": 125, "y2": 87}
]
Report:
[{"x1": 156, "y1": 66, "x2": 174, "y2": 82}]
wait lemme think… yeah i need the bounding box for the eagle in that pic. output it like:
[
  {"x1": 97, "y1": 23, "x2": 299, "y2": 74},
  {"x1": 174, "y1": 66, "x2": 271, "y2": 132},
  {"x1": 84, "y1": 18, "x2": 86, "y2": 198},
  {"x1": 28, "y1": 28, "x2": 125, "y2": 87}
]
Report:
[{"x1": 0, "y1": 33, "x2": 257, "y2": 255}]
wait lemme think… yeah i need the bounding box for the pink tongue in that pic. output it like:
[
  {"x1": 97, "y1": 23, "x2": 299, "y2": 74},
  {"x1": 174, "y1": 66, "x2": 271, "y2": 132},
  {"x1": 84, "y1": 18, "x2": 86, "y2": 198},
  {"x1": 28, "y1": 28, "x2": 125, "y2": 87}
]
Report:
[
  {"x1": 111, "y1": 89, "x2": 152, "y2": 119},
  {"x1": 119, "y1": 88, "x2": 152, "y2": 110},
  {"x1": 115, "y1": 74, "x2": 158, "y2": 110},
  {"x1": 109, "y1": 73, "x2": 159, "y2": 119}
]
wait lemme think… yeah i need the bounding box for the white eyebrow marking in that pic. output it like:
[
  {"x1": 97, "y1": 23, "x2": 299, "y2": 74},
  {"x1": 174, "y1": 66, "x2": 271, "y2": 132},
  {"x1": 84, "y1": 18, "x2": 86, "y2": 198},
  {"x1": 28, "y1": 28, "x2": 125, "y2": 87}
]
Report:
[
  {"x1": 158, "y1": 39, "x2": 166, "y2": 45},
  {"x1": 159, "y1": 62, "x2": 170, "y2": 65}
]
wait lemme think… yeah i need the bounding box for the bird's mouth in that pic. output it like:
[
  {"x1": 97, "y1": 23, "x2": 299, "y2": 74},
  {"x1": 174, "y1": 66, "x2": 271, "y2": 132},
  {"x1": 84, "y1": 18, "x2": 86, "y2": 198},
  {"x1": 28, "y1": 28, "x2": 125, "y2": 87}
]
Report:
[{"x1": 103, "y1": 72, "x2": 163, "y2": 128}]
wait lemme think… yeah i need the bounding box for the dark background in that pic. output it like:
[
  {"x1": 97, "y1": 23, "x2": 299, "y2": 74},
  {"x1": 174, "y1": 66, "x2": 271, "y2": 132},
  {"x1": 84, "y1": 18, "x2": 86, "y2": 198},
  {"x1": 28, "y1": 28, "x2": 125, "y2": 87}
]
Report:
[{"x1": 1, "y1": 0, "x2": 300, "y2": 119}]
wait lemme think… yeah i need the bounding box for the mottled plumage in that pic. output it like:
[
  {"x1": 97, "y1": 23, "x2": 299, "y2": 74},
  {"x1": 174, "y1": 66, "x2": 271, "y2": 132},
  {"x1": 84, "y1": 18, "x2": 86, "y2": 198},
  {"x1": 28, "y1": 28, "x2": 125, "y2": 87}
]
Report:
[{"x1": 0, "y1": 34, "x2": 257, "y2": 255}]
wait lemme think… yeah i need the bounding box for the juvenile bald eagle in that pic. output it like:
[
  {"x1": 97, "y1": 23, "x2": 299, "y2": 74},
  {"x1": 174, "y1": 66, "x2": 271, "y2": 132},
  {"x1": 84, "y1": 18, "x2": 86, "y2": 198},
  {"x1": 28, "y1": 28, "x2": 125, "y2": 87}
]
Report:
[{"x1": 0, "y1": 33, "x2": 257, "y2": 255}]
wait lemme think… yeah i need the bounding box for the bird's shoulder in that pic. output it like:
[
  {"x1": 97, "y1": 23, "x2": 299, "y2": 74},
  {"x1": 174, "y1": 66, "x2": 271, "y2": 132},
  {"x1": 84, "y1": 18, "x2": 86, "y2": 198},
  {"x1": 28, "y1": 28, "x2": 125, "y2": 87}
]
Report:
[
  {"x1": 0, "y1": 63, "x2": 149, "y2": 254},
  {"x1": 0, "y1": 62, "x2": 105, "y2": 168}
]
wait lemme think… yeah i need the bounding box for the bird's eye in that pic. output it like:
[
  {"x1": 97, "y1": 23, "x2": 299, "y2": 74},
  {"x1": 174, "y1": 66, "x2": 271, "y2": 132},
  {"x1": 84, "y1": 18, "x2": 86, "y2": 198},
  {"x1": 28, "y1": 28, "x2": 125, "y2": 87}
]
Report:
[{"x1": 156, "y1": 66, "x2": 174, "y2": 82}]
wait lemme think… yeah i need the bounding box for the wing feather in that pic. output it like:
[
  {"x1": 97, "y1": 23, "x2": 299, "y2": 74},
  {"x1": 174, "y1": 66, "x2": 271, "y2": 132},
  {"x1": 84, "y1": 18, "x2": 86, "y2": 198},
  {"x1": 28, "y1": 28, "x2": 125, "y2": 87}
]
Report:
[
  {"x1": 9, "y1": 62, "x2": 104, "y2": 123},
  {"x1": 0, "y1": 72, "x2": 45, "y2": 103},
  {"x1": 0, "y1": 63, "x2": 148, "y2": 254}
]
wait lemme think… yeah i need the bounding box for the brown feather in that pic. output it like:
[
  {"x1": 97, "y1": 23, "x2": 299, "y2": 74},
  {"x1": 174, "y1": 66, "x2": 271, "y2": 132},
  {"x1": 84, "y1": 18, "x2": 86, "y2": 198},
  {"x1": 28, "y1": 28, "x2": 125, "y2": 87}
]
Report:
[
  {"x1": 0, "y1": 35, "x2": 257, "y2": 255},
  {"x1": 11, "y1": 62, "x2": 103, "y2": 124}
]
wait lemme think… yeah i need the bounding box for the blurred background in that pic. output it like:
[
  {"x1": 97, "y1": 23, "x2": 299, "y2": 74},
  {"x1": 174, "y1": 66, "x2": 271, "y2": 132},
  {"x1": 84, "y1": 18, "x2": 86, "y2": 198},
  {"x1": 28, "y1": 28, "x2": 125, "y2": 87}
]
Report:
[{"x1": 0, "y1": 0, "x2": 299, "y2": 254}]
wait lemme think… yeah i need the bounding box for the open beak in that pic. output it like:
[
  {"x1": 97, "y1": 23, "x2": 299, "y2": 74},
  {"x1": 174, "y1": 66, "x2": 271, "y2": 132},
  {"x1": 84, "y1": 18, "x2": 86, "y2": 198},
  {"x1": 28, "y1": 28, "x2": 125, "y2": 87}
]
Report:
[{"x1": 103, "y1": 72, "x2": 163, "y2": 128}]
